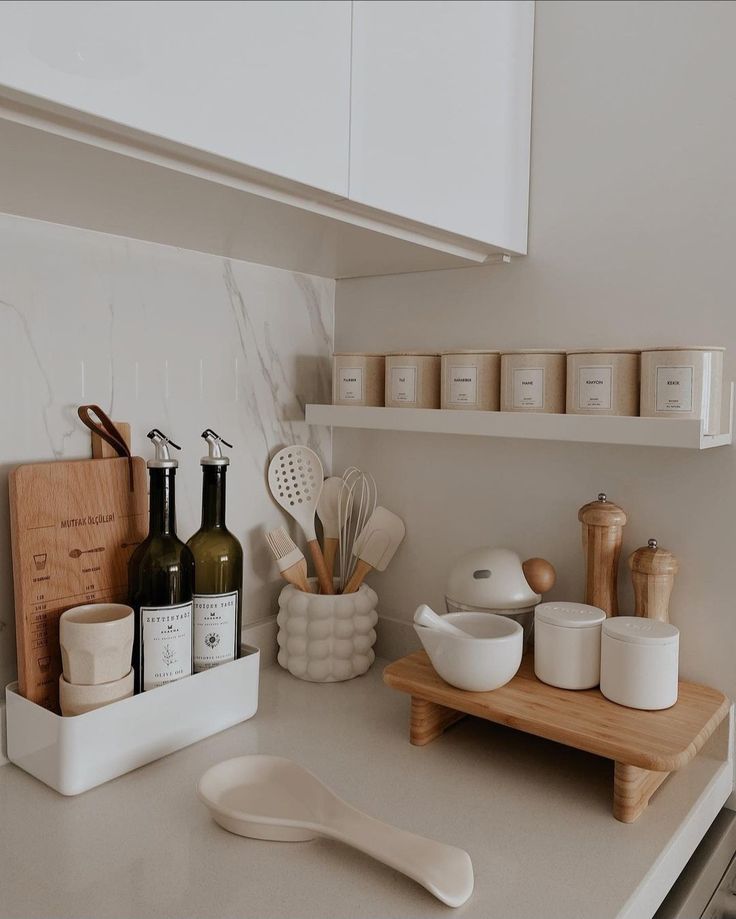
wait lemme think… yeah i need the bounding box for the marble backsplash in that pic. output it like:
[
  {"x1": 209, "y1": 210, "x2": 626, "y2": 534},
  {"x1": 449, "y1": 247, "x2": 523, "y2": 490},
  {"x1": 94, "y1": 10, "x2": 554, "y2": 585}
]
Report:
[{"x1": 0, "y1": 214, "x2": 333, "y2": 691}]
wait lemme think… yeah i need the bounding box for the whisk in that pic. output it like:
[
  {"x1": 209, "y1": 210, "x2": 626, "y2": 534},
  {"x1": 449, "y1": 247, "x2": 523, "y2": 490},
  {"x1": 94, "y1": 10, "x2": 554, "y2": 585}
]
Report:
[{"x1": 337, "y1": 466, "x2": 377, "y2": 592}]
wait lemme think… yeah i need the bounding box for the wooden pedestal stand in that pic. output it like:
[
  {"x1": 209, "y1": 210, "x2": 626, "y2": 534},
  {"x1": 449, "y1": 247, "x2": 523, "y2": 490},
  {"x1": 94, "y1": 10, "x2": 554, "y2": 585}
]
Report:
[{"x1": 384, "y1": 652, "x2": 730, "y2": 823}]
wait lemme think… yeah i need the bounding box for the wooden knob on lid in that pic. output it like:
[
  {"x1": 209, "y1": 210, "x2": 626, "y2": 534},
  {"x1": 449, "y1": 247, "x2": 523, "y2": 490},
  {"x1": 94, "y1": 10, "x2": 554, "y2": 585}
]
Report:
[
  {"x1": 628, "y1": 538, "x2": 679, "y2": 623},
  {"x1": 522, "y1": 557, "x2": 556, "y2": 594}
]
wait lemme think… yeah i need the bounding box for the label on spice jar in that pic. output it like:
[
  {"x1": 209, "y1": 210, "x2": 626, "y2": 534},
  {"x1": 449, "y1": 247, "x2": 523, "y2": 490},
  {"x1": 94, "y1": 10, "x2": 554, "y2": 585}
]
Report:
[
  {"x1": 448, "y1": 366, "x2": 478, "y2": 405},
  {"x1": 655, "y1": 365, "x2": 694, "y2": 412},
  {"x1": 338, "y1": 367, "x2": 363, "y2": 402},
  {"x1": 578, "y1": 366, "x2": 612, "y2": 410},
  {"x1": 391, "y1": 366, "x2": 417, "y2": 403},
  {"x1": 512, "y1": 367, "x2": 544, "y2": 408}
]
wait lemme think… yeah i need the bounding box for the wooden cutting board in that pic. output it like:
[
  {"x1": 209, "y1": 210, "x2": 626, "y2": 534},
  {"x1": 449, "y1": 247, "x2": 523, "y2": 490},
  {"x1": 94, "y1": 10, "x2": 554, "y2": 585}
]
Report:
[{"x1": 9, "y1": 456, "x2": 147, "y2": 712}]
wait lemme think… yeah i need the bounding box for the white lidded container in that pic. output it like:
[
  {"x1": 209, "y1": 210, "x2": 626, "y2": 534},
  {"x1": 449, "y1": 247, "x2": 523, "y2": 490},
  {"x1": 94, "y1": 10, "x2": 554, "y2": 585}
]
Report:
[
  {"x1": 640, "y1": 346, "x2": 725, "y2": 435},
  {"x1": 534, "y1": 602, "x2": 606, "y2": 690},
  {"x1": 332, "y1": 353, "x2": 385, "y2": 406},
  {"x1": 566, "y1": 349, "x2": 640, "y2": 416},
  {"x1": 500, "y1": 350, "x2": 566, "y2": 413},
  {"x1": 441, "y1": 350, "x2": 500, "y2": 411},
  {"x1": 600, "y1": 617, "x2": 679, "y2": 710},
  {"x1": 445, "y1": 547, "x2": 541, "y2": 647},
  {"x1": 385, "y1": 352, "x2": 441, "y2": 408}
]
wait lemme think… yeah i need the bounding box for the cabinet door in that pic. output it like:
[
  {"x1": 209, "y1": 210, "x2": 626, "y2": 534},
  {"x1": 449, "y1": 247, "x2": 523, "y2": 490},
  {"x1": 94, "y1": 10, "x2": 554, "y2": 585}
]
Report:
[
  {"x1": 350, "y1": 0, "x2": 534, "y2": 251},
  {"x1": 0, "y1": 1, "x2": 351, "y2": 196}
]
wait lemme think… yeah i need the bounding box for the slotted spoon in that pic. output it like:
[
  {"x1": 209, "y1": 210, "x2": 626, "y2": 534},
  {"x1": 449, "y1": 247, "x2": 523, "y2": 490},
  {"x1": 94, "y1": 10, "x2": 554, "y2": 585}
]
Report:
[
  {"x1": 267, "y1": 446, "x2": 333, "y2": 594},
  {"x1": 198, "y1": 755, "x2": 474, "y2": 908}
]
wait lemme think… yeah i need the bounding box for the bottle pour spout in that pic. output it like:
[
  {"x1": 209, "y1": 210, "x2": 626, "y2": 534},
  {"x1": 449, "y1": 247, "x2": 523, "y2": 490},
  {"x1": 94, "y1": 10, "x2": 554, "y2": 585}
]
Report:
[
  {"x1": 147, "y1": 428, "x2": 181, "y2": 469},
  {"x1": 201, "y1": 429, "x2": 232, "y2": 466}
]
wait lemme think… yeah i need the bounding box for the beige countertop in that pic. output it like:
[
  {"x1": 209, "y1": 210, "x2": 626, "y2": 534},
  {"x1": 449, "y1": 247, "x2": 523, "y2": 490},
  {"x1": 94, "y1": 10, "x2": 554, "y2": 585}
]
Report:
[{"x1": 0, "y1": 660, "x2": 731, "y2": 919}]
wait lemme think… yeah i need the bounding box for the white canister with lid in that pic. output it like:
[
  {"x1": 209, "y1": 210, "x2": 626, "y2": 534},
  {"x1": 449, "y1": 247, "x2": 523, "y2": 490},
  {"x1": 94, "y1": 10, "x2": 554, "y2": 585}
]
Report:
[
  {"x1": 534, "y1": 602, "x2": 606, "y2": 690},
  {"x1": 600, "y1": 617, "x2": 679, "y2": 710},
  {"x1": 640, "y1": 346, "x2": 725, "y2": 434},
  {"x1": 441, "y1": 350, "x2": 500, "y2": 411}
]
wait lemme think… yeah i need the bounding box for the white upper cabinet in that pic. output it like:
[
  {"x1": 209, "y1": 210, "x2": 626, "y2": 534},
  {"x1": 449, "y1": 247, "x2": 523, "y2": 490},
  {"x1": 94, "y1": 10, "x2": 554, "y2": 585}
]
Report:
[
  {"x1": 349, "y1": 1, "x2": 534, "y2": 252},
  {"x1": 0, "y1": 0, "x2": 352, "y2": 196}
]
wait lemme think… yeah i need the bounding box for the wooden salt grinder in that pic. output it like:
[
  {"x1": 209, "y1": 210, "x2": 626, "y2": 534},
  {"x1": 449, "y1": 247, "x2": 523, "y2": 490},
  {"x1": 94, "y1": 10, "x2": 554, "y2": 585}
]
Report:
[
  {"x1": 578, "y1": 493, "x2": 627, "y2": 617},
  {"x1": 628, "y1": 539, "x2": 679, "y2": 623}
]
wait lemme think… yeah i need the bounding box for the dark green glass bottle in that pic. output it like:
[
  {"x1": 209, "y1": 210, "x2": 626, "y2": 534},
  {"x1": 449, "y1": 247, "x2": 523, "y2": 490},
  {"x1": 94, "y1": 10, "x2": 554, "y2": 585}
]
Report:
[
  {"x1": 188, "y1": 430, "x2": 243, "y2": 672},
  {"x1": 129, "y1": 429, "x2": 194, "y2": 693}
]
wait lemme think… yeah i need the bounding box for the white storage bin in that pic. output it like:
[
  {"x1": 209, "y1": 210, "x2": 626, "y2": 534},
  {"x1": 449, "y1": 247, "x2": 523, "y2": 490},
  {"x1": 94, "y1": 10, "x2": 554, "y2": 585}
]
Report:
[
  {"x1": 600, "y1": 618, "x2": 679, "y2": 710},
  {"x1": 5, "y1": 647, "x2": 260, "y2": 795},
  {"x1": 534, "y1": 602, "x2": 606, "y2": 690}
]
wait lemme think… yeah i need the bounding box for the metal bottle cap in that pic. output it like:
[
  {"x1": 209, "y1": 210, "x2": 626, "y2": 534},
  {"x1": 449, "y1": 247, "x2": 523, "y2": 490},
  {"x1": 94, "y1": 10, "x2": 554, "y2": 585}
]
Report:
[
  {"x1": 147, "y1": 429, "x2": 180, "y2": 469},
  {"x1": 201, "y1": 429, "x2": 232, "y2": 466}
]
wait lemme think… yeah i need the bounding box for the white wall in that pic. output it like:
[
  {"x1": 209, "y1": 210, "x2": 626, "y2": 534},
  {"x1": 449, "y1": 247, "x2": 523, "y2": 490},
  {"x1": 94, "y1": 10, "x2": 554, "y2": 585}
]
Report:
[
  {"x1": 334, "y1": 1, "x2": 736, "y2": 695},
  {"x1": 0, "y1": 215, "x2": 333, "y2": 693}
]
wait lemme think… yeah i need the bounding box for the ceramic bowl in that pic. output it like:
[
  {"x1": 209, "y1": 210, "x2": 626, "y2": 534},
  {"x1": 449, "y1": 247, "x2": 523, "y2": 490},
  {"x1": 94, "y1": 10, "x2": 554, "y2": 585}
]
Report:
[
  {"x1": 59, "y1": 668, "x2": 134, "y2": 717},
  {"x1": 414, "y1": 612, "x2": 523, "y2": 692},
  {"x1": 60, "y1": 603, "x2": 134, "y2": 685}
]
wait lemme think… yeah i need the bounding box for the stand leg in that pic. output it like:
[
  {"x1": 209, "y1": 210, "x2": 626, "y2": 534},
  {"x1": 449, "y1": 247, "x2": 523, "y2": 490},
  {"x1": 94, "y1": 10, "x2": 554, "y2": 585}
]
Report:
[
  {"x1": 613, "y1": 763, "x2": 670, "y2": 823},
  {"x1": 410, "y1": 696, "x2": 465, "y2": 746}
]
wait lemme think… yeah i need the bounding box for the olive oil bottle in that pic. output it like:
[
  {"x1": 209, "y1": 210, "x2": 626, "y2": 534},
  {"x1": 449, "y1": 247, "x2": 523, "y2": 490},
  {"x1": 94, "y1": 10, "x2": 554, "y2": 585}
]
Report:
[
  {"x1": 129, "y1": 430, "x2": 194, "y2": 693},
  {"x1": 188, "y1": 430, "x2": 243, "y2": 671}
]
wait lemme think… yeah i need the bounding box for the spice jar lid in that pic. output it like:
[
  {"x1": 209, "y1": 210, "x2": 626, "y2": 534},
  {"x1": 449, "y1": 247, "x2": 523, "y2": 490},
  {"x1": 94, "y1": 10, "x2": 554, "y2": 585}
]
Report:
[
  {"x1": 386, "y1": 351, "x2": 440, "y2": 357},
  {"x1": 535, "y1": 602, "x2": 606, "y2": 629},
  {"x1": 567, "y1": 348, "x2": 640, "y2": 355},
  {"x1": 501, "y1": 348, "x2": 566, "y2": 355},
  {"x1": 333, "y1": 352, "x2": 385, "y2": 357},
  {"x1": 602, "y1": 616, "x2": 679, "y2": 645},
  {"x1": 440, "y1": 349, "x2": 500, "y2": 355},
  {"x1": 641, "y1": 346, "x2": 725, "y2": 352}
]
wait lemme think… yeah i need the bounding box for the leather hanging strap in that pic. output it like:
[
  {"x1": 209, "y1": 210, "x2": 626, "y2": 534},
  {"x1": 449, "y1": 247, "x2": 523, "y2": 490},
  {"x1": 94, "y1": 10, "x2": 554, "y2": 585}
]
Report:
[{"x1": 77, "y1": 404, "x2": 135, "y2": 490}]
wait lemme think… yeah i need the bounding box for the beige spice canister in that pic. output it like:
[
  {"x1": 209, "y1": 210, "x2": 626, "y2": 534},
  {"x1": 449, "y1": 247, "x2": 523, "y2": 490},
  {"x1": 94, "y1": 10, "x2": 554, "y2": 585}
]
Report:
[
  {"x1": 385, "y1": 352, "x2": 441, "y2": 409},
  {"x1": 332, "y1": 353, "x2": 385, "y2": 406},
  {"x1": 640, "y1": 347, "x2": 725, "y2": 435},
  {"x1": 441, "y1": 350, "x2": 500, "y2": 411},
  {"x1": 566, "y1": 350, "x2": 640, "y2": 416},
  {"x1": 500, "y1": 350, "x2": 566, "y2": 413}
]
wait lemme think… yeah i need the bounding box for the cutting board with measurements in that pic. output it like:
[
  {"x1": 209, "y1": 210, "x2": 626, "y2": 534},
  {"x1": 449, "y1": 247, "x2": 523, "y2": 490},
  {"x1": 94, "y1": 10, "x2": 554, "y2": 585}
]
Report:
[{"x1": 9, "y1": 457, "x2": 147, "y2": 712}]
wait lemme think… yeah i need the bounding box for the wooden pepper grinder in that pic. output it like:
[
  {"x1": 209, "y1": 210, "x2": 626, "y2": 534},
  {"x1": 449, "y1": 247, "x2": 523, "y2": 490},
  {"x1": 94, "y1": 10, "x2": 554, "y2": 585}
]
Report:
[
  {"x1": 628, "y1": 539, "x2": 679, "y2": 623},
  {"x1": 578, "y1": 493, "x2": 627, "y2": 617}
]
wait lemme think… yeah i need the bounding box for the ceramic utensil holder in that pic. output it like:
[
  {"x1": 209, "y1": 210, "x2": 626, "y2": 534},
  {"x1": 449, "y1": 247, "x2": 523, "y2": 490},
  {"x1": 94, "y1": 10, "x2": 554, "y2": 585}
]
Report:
[
  {"x1": 640, "y1": 347, "x2": 725, "y2": 434},
  {"x1": 277, "y1": 580, "x2": 378, "y2": 682}
]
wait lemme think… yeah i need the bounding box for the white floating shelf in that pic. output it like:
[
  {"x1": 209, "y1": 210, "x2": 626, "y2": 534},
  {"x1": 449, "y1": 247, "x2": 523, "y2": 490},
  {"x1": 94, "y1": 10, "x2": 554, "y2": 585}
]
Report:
[{"x1": 306, "y1": 387, "x2": 734, "y2": 450}]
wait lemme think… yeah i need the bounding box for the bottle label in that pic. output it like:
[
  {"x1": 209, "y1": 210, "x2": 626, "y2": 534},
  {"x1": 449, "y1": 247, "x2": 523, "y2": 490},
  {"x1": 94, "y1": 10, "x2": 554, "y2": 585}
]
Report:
[
  {"x1": 655, "y1": 365, "x2": 694, "y2": 412},
  {"x1": 193, "y1": 591, "x2": 238, "y2": 671},
  {"x1": 512, "y1": 367, "x2": 544, "y2": 408},
  {"x1": 448, "y1": 366, "x2": 477, "y2": 405},
  {"x1": 338, "y1": 367, "x2": 364, "y2": 402},
  {"x1": 578, "y1": 365, "x2": 613, "y2": 410},
  {"x1": 390, "y1": 366, "x2": 417, "y2": 403},
  {"x1": 140, "y1": 601, "x2": 193, "y2": 691}
]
